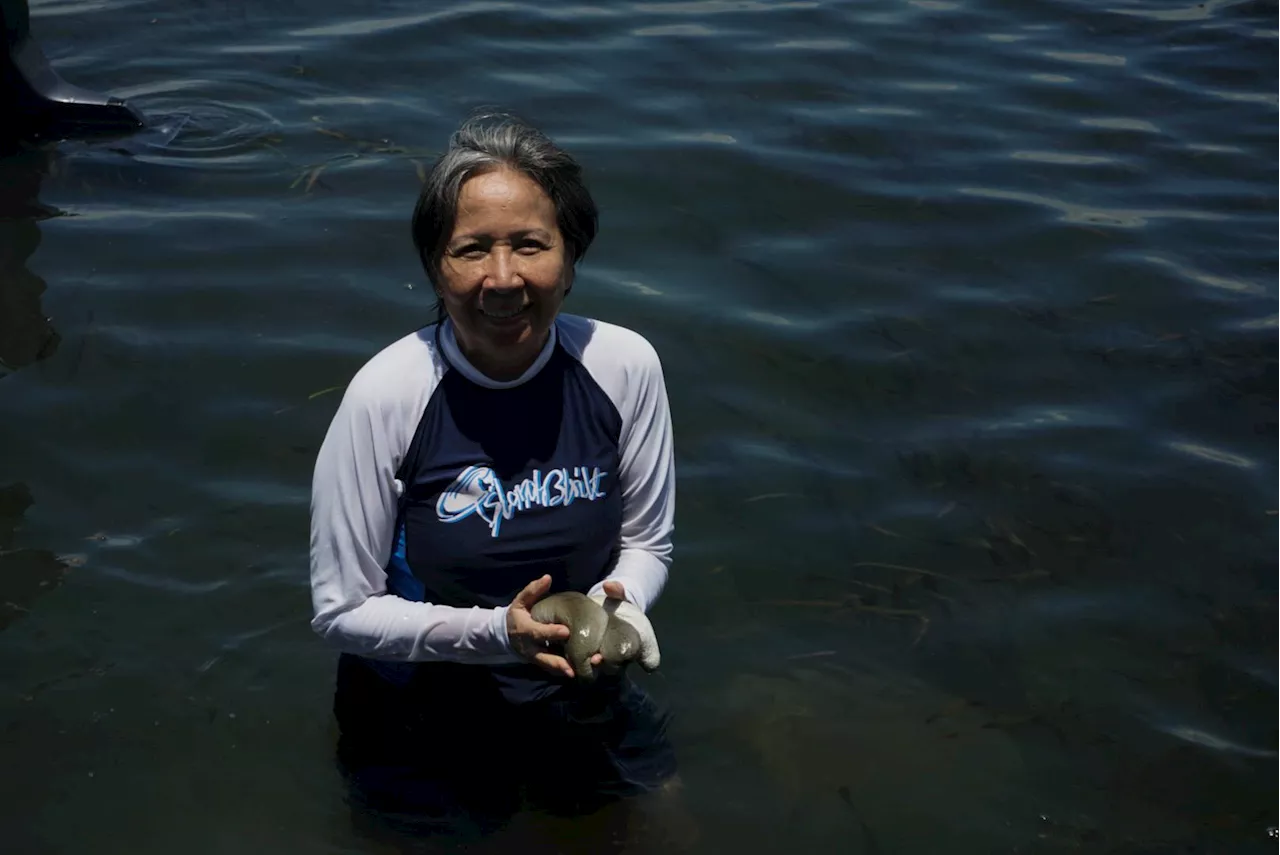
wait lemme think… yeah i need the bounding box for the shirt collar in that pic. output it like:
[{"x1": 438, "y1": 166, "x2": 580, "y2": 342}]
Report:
[{"x1": 437, "y1": 317, "x2": 559, "y2": 389}]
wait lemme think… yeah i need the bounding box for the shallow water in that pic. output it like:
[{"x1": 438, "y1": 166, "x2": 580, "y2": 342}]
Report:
[{"x1": 1, "y1": 0, "x2": 1275, "y2": 852}]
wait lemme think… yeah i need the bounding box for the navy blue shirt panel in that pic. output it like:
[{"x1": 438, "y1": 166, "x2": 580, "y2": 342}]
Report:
[{"x1": 386, "y1": 340, "x2": 625, "y2": 700}]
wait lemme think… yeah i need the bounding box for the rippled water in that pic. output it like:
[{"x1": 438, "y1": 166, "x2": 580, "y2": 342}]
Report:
[{"x1": 1, "y1": 0, "x2": 1275, "y2": 852}]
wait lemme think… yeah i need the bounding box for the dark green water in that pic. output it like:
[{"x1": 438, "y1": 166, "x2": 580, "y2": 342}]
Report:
[{"x1": 1, "y1": 0, "x2": 1276, "y2": 852}]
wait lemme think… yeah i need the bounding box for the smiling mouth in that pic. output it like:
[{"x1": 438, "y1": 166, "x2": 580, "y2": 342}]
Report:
[{"x1": 481, "y1": 304, "x2": 529, "y2": 320}]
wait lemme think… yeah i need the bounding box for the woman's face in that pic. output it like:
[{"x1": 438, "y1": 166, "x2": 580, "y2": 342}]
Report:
[{"x1": 435, "y1": 166, "x2": 572, "y2": 381}]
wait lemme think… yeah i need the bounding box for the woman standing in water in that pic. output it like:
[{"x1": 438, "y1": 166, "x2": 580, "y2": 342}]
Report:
[{"x1": 308, "y1": 110, "x2": 678, "y2": 833}]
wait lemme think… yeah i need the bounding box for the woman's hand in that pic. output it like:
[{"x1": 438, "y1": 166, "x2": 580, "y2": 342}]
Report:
[{"x1": 507, "y1": 575, "x2": 575, "y2": 678}]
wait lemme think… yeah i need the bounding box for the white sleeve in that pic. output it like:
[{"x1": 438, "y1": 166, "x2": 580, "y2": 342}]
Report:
[
  {"x1": 584, "y1": 332, "x2": 676, "y2": 614},
  {"x1": 308, "y1": 350, "x2": 517, "y2": 664}
]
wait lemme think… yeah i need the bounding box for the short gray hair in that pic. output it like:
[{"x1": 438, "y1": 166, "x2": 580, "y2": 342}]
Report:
[{"x1": 411, "y1": 110, "x2": 599, "y2": 292}]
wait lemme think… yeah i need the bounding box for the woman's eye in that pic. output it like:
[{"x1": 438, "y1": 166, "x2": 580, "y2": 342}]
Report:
[{"x1": 517, "y1": 242, "x2": 546, "y2": 255}]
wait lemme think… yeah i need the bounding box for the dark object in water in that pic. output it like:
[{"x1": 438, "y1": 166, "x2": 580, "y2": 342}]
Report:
[
  {"x1": 531, "y1": 591, "x2": 660, "y2": 682},
  {"x1": 0, "y1": 482, "x2": 71, "y2": 632},
  {"x1": 1, "y1": 0, "x2": 145, "y2": 146}
]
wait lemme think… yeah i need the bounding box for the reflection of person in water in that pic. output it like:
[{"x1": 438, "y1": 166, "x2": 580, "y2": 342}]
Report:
[{"x1": 0, "y1": 146, "x2": 61, "y2": 376}]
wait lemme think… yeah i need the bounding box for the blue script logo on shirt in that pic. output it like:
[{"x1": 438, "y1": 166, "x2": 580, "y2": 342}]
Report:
[{"x1": 436, "y1": 464, "x2": 609, "y2": 538}]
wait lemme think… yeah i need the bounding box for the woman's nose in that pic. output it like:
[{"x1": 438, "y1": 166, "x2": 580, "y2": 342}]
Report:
[{"x1": 484, "y1": 248, "x2": 522, "y2": 289}]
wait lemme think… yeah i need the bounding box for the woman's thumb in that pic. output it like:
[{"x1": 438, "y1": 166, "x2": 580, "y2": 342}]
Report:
[{"x1": 512, "y1": 574, "x2": 551, "y2": 609}]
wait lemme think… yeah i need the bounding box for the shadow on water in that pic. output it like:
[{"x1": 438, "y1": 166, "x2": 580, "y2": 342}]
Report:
[
  {"x1": 0, "y1": 148, "x2": 74, "y2": 631},
  {"x1": 0, "y1": 145, "x2": 62, "y2": 377},
  {"x1": 0, "y1": 481, "x2": 70, "y2": 631}
]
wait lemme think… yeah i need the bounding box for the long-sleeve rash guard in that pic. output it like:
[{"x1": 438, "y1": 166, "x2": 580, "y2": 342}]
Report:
[{"x1": 309, "y1": 313, "x2": 674, "y2": 699}]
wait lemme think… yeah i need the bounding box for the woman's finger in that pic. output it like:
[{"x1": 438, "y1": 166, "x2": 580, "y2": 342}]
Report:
[
  {"x1": 513, "y1": 607, "x2": 571, "y2": 642},
  {"x1": 533, "y1": 620, "x2": 572, "y2": 643},
  {"x1": 532, "y1": 651, "x2": 575, "y2": 678}
]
